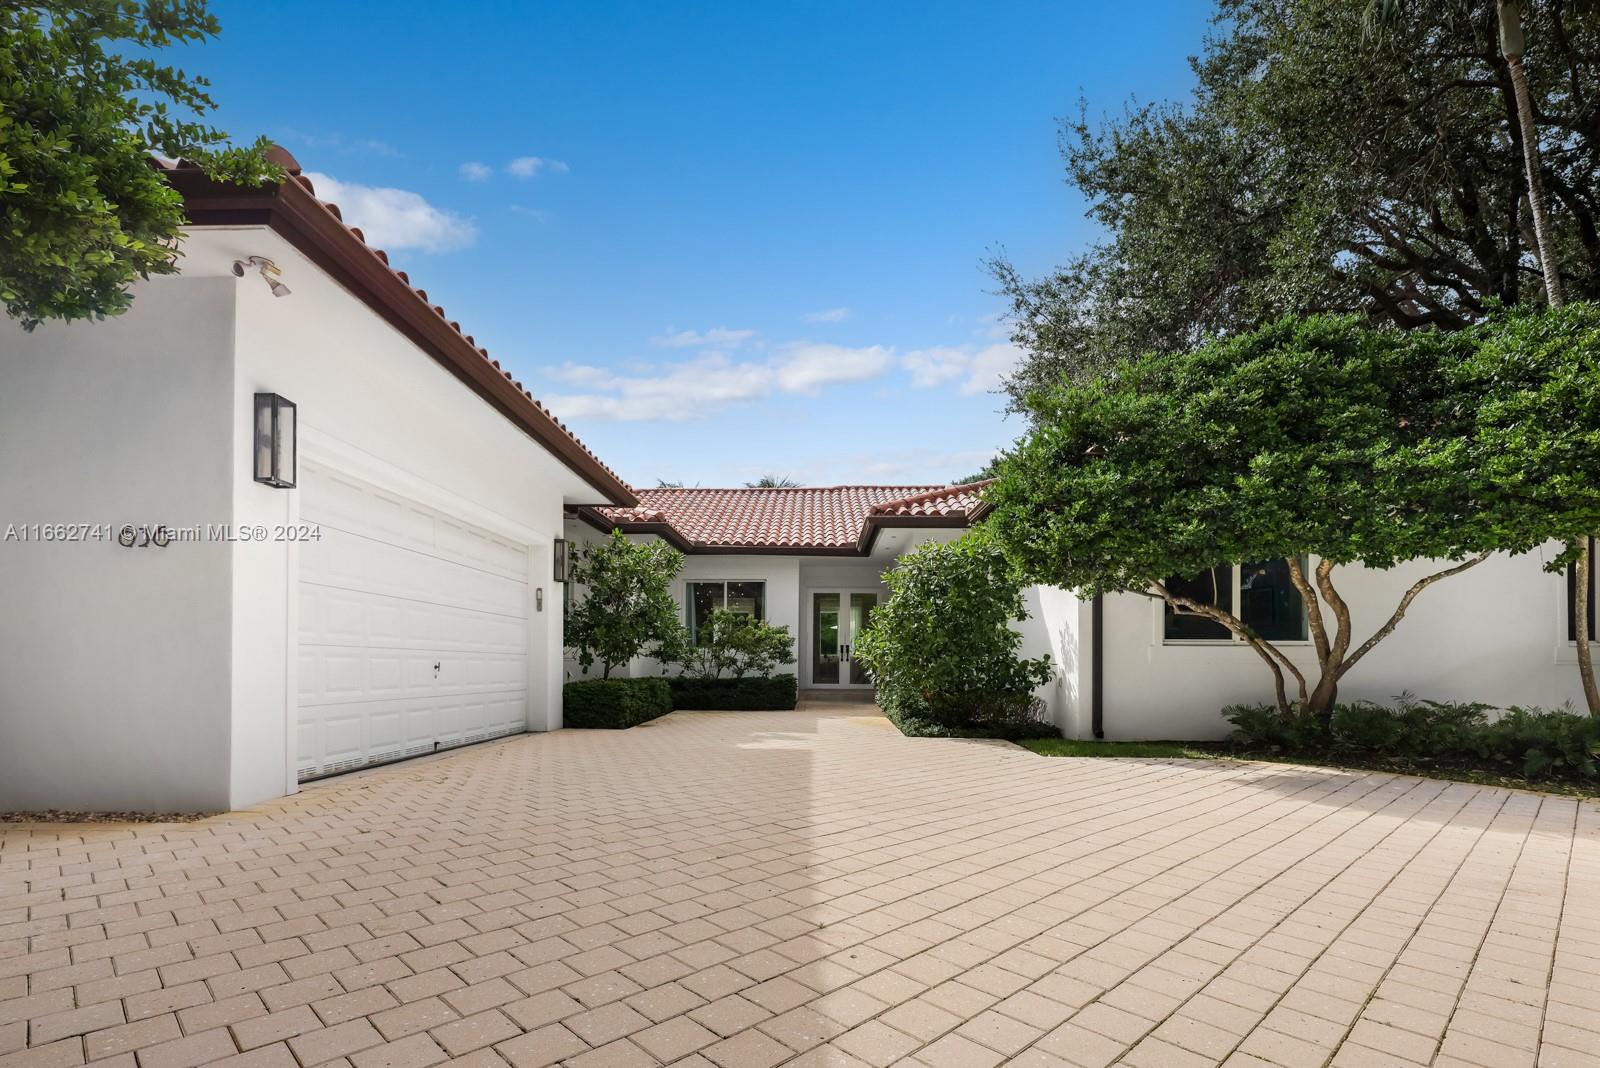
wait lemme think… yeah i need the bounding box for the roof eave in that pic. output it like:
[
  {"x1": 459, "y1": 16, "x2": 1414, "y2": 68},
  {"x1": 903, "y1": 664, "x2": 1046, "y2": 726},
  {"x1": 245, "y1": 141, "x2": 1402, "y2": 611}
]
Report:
[{"x1": 167, "y1": 165, "x2": 637, "y2": 509}]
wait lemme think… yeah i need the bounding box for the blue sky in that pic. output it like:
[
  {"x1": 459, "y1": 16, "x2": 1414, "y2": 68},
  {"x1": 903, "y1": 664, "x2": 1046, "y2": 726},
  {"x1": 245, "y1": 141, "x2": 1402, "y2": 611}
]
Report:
[{"x1": 191, "y1": 1, "x2": 1212, "y2": 488}]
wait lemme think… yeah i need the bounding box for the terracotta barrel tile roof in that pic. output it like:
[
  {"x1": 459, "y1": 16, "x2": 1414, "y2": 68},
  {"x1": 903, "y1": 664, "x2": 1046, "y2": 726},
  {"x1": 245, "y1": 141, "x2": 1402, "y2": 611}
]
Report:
[
  {"x1": 589, "y1": 480, "x2": 992, "y2": 553},
  {"x1": 157, "y1": 148, "x2": 635, "y2": 507},
  {"x1": 868, "y1": 479, "x2": 995, "y2": 518}
]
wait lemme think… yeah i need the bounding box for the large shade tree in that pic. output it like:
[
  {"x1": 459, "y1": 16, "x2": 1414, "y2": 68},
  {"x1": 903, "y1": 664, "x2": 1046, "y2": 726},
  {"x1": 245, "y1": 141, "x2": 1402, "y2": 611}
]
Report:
[
  {"x1": 992, "y1": 0, "x2": 1600, "y2": 402},
  {"x1": 1362, "y1": 0, "x2": 1599, "y2": 713},
  {"x1": 1, "y1": 1, "x2": 277, "y2": 330},
  {"x1": 995, "y1": 0, "x2": 1600, "y2": 714},
  {"x1": 985, "y1": 313, "x2": 1600, "y2": 721}
]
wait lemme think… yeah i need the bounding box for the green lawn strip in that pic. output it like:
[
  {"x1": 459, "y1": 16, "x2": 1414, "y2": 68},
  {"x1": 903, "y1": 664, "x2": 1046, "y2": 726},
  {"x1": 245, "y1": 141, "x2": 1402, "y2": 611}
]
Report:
[
  {"x1": 1017, "y1": 738, "x2": 1600, "y2": 798},
  {"x1": 1019, "y1": 738, "x2": 1222, "y2": 759}
]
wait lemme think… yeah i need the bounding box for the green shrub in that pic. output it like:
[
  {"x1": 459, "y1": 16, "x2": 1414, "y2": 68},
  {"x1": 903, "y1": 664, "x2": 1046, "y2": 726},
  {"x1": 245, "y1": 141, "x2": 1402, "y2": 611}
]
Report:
[
  {"x1": 668, "y1": 675, "x2": 797, "y2": 711},
  {"x1": 1387, "y1": 695, "x2": 1491, "y2": 757},
  {"x1": 1226, "y1": 696, "x2": 1599, "y2": 783},
  {"x1": 674, "y1": 610, "x2": 797, "y2": 680},
  {"x1": 1472, "y1": 708, "x2": 1600, "y2": 780},
  {"x1": 886, "y1": 704, "x2": 1059, "y2": 740},
  {"x1": 563, "y1": 678, "x2": 673, "y2": 728},
  {"x1": 565, "y1": 531, "x2": 689, "y2": 678},
  {"x1": 1223, "y1": 702, "x2": 1330, "y2": 751},
  {"x1": 856, "y1": 535, "x2": 1054, "y2": 738},
  {"x1": 1327, "y1": 702, "x2": 1403, "y2": 752}
]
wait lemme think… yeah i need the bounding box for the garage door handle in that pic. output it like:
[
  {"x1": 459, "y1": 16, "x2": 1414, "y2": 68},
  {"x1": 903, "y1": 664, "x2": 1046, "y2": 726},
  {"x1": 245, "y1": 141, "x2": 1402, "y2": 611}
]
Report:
[{"x1": 433, "y1": 661, "x2": 441, "y2": 675}]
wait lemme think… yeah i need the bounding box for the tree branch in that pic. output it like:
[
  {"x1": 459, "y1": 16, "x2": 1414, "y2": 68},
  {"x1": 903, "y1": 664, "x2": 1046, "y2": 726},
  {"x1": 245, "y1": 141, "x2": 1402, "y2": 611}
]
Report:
[
  {"x1": 1152, "y1": 581, "x2": 1307, "y2": 717},
  {"x1": 1336, "y1": 553, "x2": 1492, "y2": 680}
]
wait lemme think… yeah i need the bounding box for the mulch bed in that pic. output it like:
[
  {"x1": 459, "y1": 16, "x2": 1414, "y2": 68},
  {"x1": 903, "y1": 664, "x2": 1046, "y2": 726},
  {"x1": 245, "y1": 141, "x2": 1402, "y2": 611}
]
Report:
[{"x1": 0, "y1": 810, "x2": 213, "y2": 825}]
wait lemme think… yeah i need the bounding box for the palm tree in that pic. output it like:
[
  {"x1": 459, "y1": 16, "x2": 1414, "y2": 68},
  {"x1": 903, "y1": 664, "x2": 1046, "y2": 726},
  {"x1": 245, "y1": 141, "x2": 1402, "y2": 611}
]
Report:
[
  {"x1": 745, "y1": 475, "x2": 801, "y2": 488},
  {"x1": 1366, "y1": 0, "x2": 1597, "y2": 714}
]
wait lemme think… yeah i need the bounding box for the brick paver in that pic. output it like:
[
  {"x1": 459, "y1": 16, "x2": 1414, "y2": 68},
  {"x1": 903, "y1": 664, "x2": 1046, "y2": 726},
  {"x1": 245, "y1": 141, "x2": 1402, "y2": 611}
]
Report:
[{"x1": 3, "y1": 704, "x2": 1598, "y2": 1067}]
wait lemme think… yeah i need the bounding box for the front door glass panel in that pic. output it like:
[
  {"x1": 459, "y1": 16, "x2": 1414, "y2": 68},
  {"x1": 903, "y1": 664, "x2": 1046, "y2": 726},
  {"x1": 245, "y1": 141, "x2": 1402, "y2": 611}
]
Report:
[
  {"x1": 848, "y1": 593, "x2": 877, "y2": 684},
  {"x1": 813, "y1": 593, "x2": 841, "y2": 684}
]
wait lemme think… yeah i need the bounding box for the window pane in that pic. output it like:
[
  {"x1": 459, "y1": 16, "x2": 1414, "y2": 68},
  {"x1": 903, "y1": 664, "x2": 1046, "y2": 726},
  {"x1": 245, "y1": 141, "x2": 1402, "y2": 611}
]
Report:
[
  {"x1": 1239, "y1": 558, "x2": 1308, "y2": 641},
  {"x1": 1164, "y1": 566, "x2": 1232, "y2": 640},
  {"x1": 726, "y1": 581, "x2": 764, "y2": 620},
  {"x1": 813, "y1": 593, "x2": 840, "y2": 683},
  {"x1": 688, "y1": 582, "x2": 724, "y2": 645}
]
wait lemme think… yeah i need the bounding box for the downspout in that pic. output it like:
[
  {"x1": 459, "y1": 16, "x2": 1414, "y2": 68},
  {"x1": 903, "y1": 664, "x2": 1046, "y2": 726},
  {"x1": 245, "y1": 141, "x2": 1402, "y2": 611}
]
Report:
[{"x1": 1091, "y1": 594, "x2": 1104, "y2": 739}]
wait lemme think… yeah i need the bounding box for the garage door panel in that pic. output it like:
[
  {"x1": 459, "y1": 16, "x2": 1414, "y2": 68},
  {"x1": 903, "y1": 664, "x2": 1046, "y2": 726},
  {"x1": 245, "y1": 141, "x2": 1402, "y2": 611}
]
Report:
[
  {"x1": 297, "y1": 462, "x2": 531, "y2": 781},
  {"x1": 299, "y1": 647, "x2": 524, "y2": 705},
  {"x1": 302, "y1": 530, "x2": 526, "y2": 618},
  {"x1": 302, "y1": 471, "x2": 527, "y2": 580},
  {"x1": 301, "y1": 588, "x2": 527, "y2": 654}
]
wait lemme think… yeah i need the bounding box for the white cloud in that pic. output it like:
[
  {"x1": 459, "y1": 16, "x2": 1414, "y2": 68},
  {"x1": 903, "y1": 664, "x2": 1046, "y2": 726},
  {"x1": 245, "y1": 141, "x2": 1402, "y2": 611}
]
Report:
[
  {"x1": 651, "y1": 327, "x2": 758, "y2": 349},
  {"x1": 802, "y1": 306, "x2": 851, "y2": 324},
  {"x1": 774, "y1": 343, "x2": 891, "y2": 392},
  {"x1": 458, "y1": 161, "x2": 493, "y2": 182},
  {"x1": 507, "y1": 156, "x2": 570, "y2": 178},
  {"x1": 542, "y1": 342, "x2": 895, "y2": 423},
  {"x1": 304, "y1": 172, "x2": 476, "y2": 253},
  {"x1": 903, "y1": 342, "x2": 1023, "y2": 395},
  {"x1": 278, "y1": 129, "x2": 401, "y2": 158}
]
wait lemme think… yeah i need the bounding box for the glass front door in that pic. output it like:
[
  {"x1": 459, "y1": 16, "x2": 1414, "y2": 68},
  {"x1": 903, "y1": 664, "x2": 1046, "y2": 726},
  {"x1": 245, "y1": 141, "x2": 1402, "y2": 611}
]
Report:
[{"x1": 811, "y1": 590, "x2": 878, "y2": 686}]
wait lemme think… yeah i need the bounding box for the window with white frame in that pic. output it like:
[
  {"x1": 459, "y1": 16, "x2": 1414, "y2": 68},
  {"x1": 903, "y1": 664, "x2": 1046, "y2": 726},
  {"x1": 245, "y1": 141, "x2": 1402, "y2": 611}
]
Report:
[
  {"x1": 1163, "y1": 558, "x2": 1309, "y2": 642},
  {"x1": 687, "y1": 580, "x2": 765, "y2": 645},
  {"x1": 1569, "y1": 537, "x2": 1598, "y2": 643}
]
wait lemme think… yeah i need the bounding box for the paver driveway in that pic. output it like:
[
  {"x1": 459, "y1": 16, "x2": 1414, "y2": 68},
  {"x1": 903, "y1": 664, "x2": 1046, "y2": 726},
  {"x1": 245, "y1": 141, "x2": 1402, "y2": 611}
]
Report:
[{"x1": 3, "y1": 705, "x2": 1598, "y2": 1068}]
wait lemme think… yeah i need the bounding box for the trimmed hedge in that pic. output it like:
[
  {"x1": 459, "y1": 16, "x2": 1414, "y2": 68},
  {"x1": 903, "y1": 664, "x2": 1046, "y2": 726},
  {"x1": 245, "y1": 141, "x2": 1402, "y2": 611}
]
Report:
[
  {"x1": 1226, "y1": 696, "x2": 1600, "y2": 782},
  {"x1": 563, "y1": 678, "x2": 673, "y2": 728},
  {"x1": 668, "y1": 674, "x2": 798, "y2": 711}
]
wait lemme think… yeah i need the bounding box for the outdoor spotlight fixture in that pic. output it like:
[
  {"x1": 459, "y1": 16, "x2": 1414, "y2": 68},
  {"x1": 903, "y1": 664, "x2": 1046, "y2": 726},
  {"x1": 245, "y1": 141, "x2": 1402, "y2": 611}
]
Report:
[
  {"x1": 553, "y1": 539, "x2": 570, "y2": 582},
  {"x1": 253, "y1": 393, "x2": 297, "y2": 488},
  {"x1": 232, "y1": 255, "x2": 291, "y2": 297}
]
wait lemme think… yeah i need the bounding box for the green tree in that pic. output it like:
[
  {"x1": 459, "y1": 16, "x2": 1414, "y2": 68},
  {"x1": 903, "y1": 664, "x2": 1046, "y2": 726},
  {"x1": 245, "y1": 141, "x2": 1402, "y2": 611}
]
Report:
[
  {"x1": 675, "y1": 609, "x2": 797, "y2": 680},
  {"x1": 993, "y1": 0, "x2": 1600, "y2": 402},
  {"x1": 1463, "y1": 305, "x2": 1600, "y2": 704},
  {"x1": 564, "y1": 531, "x2": 688, "y2": 678},
  {"x1": 985, "y1": 316, "x2": 1511, "y2": 721},
  {"x1": 744, "y1": 475, "x2": 801, "y2": 488},
  {"x1": 855, "y1": 536, "x2": 1053, "y2": 731},
  {"x1": 1361, "y1": 0, "x2": 1600, "y2": 714},
  {"x1": 1, "y1": 1, "x2": 278, "y2": 329}
]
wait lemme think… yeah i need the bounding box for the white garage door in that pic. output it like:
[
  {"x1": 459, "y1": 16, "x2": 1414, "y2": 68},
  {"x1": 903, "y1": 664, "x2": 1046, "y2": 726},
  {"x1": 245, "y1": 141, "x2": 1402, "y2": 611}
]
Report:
[{"x1": 296, "y1": 463, "x2": 530, "y2": 781}]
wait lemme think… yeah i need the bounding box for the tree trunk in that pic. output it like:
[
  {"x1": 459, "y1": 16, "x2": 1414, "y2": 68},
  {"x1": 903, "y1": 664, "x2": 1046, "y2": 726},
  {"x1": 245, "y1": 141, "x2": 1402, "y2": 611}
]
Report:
[
  {"x1": 1499, "y1": 3, "x2": 1597, "y2": 715},
  {"x1": 1500, "y1": 3, "x2": 1565, "y2": 305},
  {"x1": 1577, "y1": 539, "x2": 1600, "y2": 715},
  {"x1": 1286, "y1": 555, "x2": 1340, "y2": 720}
]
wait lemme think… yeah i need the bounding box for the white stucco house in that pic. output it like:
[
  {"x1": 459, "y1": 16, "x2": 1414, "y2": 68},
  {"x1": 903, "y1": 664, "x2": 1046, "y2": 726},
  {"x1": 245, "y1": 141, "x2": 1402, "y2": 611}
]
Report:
[{"x1": 3, "y1": 150, "x2": 1596, "y2": 812}]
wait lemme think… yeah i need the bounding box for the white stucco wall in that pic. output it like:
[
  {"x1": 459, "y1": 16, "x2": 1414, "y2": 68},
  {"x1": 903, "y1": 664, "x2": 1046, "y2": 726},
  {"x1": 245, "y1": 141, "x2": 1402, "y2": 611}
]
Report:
[
  {"x1": 2, "y1": 226, "x2": 614, "y2": 811},
  {"x1": 1087, "y1": 548, "x2": 1593, "y2": 740},
  {"x1": 0, "y1": 278, "x2": 239, "y2": 811},
  {"x1": 225, "y1": 228, "x2": 592, "y2": 805},
  {"x1": 1016, "y1": 586, "x2": 1087, "y2": 735}
]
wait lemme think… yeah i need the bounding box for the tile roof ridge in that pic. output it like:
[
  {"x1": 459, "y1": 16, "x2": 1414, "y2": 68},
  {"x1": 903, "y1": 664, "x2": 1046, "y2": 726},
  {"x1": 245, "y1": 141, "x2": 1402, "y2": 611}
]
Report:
[{"x1": 868, "y1": 479, "x2": 995, "y2": 514}]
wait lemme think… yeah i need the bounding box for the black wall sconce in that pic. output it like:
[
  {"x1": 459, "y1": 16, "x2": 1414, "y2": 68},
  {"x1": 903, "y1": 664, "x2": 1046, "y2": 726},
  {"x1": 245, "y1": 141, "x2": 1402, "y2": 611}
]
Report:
[
  {"x1": 254, "y1": 393, "x2": 297, "y2": 488},
  {"x1": 553, "y1": 538, "x2": 570, "y2": 582}
]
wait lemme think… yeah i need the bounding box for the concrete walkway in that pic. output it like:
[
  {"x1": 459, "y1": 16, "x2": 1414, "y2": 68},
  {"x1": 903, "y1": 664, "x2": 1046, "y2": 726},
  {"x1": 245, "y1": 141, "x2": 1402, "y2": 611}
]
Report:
[{"x1": 3, "y1": 704, "x2": 1598, "y2": 1068}]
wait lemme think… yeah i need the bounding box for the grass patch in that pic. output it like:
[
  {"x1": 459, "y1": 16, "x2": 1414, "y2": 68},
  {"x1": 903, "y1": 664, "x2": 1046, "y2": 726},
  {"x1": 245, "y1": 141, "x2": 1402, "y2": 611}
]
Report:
[
  {"x1": 1020, "y1": 738, "x2": 1224, "y2": 759},
  {"x1": 1018, "y1": 737, "x2": 1600, "y2": 798}
]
